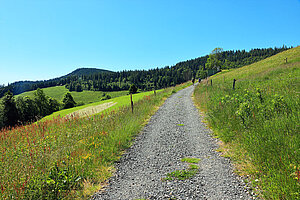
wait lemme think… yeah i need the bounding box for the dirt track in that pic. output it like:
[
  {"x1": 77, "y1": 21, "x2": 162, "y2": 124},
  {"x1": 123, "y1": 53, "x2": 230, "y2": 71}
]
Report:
[
  {"x1": 66, "y1": 102, "x2": 116, "y2": 118},
  {"x1": 92, "y1": 85, "x2": 252, "y2": 200}
]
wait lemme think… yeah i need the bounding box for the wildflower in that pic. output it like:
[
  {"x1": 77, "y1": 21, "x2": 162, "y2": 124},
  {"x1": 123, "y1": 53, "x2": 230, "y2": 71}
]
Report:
[
  {"x1": 101, "y1": 131, "x2": 108, "y2": 136},
  {"x1": 82, "y1": 153, "x2": 92, "y2": 160},
  {"x1": 78, "y1": 139, "x2": 86, "y2": 144}
]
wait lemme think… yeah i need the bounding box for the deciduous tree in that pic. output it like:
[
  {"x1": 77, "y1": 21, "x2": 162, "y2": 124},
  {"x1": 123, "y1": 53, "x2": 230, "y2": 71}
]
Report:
[
  {"x1": 205, "y1": 47, "x2": 223, "y2": 70},
  {"x1": 34, "y1": 88, "x2": 50, "y2": 117},
  {"x1": 16, "y1": 96, "x2": 38, "y2": 123},
  {"x1": 2, "y1": 91, "x2": 19, "y2": 127}
]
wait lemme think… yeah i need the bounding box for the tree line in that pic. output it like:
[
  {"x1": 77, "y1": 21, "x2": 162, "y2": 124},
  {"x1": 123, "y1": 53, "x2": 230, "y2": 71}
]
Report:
[
  {"x1": 63, "y1": 46, "x2": 291, "y2": 91},
  {"x1": 0, "y1": 46, "x2": 290, "y2": 97},
  {"x1": 0, "y1": 89, "x2": 76, "y2": 129}
]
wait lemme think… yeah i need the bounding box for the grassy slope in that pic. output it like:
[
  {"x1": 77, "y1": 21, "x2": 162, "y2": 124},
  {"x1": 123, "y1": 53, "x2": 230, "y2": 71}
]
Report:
[
  {"x1": 41, "y1": 89, "x2": 163, "y2": 121},
  {"x1": 0, "y1": 83, "x2": 190, "y2": 199},
  {"x1": 16, "y1": 86, "x2": 128, "y2": 105},
  {"x1": 194, "y1": 46, "x2": 300, "y2": 199}
]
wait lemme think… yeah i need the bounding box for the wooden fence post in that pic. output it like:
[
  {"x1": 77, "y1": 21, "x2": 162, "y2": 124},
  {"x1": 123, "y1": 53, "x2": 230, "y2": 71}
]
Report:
[
  {"x1": 130, "y1": 93, "x2": 133, "y2": 113},
  {"x1": 233, "y1": 79, "x2": 236, "y2": 90},
  {"x1": 211, "y1": 79, "x2": 213, "y2": 86},
  {"x1": 285, "y1": 58, "x2": 288, "y2": 63},
  {"x1": 154, "y1": 89, "x2": 156, "y2": 96}
]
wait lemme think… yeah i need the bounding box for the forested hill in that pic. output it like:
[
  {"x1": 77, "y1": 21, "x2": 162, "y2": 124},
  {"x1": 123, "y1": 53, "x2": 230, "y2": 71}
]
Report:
[
  {"x1": 62, "y1": 46, "x2": 291, "y2": 92},
  {"x1": 0, "y1": 68, "x2": 114, "y2": 97},
  {"x1": 0, "y1": 46, "x2": 291, "y2": 97},
  {"x1": 63, "y1": 68, "x2": 114, "y2": 77}
]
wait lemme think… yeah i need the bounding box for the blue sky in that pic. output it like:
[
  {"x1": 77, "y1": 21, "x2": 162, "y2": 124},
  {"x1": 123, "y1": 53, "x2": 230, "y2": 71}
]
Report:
[{"x1": 0, "y1": 0, "x2": 299, "y2": 85}]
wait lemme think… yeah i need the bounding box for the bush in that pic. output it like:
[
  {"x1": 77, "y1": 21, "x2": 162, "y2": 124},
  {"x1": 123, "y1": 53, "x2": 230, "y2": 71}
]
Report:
[{"x1": 101, "y1": 94, "x2": 111, "y2": 101}]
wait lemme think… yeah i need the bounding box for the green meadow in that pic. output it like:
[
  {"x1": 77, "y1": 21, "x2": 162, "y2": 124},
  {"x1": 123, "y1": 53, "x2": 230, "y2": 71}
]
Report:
[
  {"x1": 0, "y1": 82, "x2": 190, "y2": 199},
  {"x1": 16, "y1": 86, "x2": 128, "y2": 105},
  {"x1": 41, "y1": 89, "x2": 163, "y2": 121},
  {"x1": 194, "y1": 47, "x2": 300, "y2": 199}
]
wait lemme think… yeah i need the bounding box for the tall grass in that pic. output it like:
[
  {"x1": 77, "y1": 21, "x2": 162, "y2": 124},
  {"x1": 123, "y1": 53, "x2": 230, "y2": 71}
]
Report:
[
  {"x1": 0, "y1": 83, "x2": 190, "y2": 199},
  {"x1": 194, "y1": 47, "x2": 300, "y2": 199}
]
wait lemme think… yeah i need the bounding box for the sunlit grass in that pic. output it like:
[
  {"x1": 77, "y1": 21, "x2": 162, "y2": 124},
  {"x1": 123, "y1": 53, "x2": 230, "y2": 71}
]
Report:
[
  {"x1": 41, "y1": 89, "x2": 163, "y2": 121},
  {"x1": 163, "y1": 157, "x2": 200, "y2": 181},
  {"x1": 181, "y1": 157, "x2": 201, "y2": 164},
  {"x1": 194, "y1": 46, "x2": 300, "y2": 199},
  {"x1": 0, "y1": 82, "x2": 189, "y2": 199},
  {"x1": 16, "y1": 86, "x2": 129, "y2": 105}
]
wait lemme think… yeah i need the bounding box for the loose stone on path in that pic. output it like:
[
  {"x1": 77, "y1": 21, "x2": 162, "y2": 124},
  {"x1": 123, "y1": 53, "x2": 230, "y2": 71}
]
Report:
[{"x1": 92, "y1": 85, "x2": 252, "y2": 200}]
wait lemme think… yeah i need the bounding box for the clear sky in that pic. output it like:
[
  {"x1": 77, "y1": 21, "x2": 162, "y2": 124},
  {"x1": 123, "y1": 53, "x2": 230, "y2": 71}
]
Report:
[{"x1": 0, "y1": 0, "x2": 299, "y2": 85}]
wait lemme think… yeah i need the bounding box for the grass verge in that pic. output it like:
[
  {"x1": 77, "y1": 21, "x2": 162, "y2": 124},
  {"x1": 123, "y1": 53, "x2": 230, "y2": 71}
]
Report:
[
  {"x1": 0, "y1": 82, "x2": 190, "y2": 199},
  {"x1": 193, "y1": 47, "x2": 300, "y2": 199}
]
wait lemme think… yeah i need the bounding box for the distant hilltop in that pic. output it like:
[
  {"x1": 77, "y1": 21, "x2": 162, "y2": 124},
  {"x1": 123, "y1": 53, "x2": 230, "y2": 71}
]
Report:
[
  {"x1": 63, "y1": 68, "x2": 114, "y2": 77},
  {"x1": 0, "y1": 67, "x2": 114, "y2": 97}
]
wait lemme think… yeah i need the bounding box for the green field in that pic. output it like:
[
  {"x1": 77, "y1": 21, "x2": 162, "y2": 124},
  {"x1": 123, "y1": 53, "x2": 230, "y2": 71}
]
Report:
[
  {"x1": 42, "y1": 89, "x2": 163, "y2": 121},
  {"x1": 16, "y1": 86, "x2": 128, "y2": 105},
  {"x1": 0, "y1": 82, "x2": 189, "y2": 199},
  {"x1": 194, "y1": 46, "x2": 300, "y2": 199}
]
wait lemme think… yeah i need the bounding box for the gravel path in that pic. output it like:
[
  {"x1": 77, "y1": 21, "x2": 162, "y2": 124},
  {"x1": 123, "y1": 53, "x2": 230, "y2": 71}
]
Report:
[{"x1": 92, "y1": 85, "x2": 252, "y2": 200}]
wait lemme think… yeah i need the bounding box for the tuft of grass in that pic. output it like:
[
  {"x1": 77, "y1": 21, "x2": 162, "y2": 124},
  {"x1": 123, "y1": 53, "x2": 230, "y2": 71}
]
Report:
[
  {"x1": 188, "y1": 164, "x2": 199, "y2": 170},
  {"x1": 193, "y1": 46, "x2": 300, "y2": 199},
  {"x1": 163, "y1": 169, "x2": 198, "y2": 181},
  {"x1": 163, "y1": 157, "x2": 200, "y2": 181},
  {"x1": 181, "y1": 157, "x2": 201, "y2": 164}
]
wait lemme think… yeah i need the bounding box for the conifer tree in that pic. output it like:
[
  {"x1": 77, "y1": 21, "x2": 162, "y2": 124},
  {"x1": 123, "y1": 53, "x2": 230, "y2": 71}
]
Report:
[{"x1": 62, "y1": 93, "x2": 76, "y2": 109}]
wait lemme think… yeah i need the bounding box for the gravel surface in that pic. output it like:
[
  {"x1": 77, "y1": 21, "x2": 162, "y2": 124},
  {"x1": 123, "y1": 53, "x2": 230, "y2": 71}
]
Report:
[{"x1": 92, "y1": 85, "x2": 253, "y2": 200}]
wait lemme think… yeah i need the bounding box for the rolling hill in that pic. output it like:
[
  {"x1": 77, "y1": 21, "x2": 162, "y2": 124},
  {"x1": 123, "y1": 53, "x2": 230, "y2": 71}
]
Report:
[{"x1": 0, "y1": 68, "x2": 114, "y2": 97}]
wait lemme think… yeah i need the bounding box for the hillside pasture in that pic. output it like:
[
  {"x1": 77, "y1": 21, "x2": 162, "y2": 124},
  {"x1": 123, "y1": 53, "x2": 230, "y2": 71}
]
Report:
[
  {"x1": 194, "y1": 46, "x2": 300, "y2": 199},
  {"x1": 41, "y1": 89, "x2": 163, "y2": 121},
  {"x1": 0, "y1": 82, "x2": 190, "y2": 199},
  {"x1": 16, "y1": 86, "x2": 128, "y2": 105}
]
